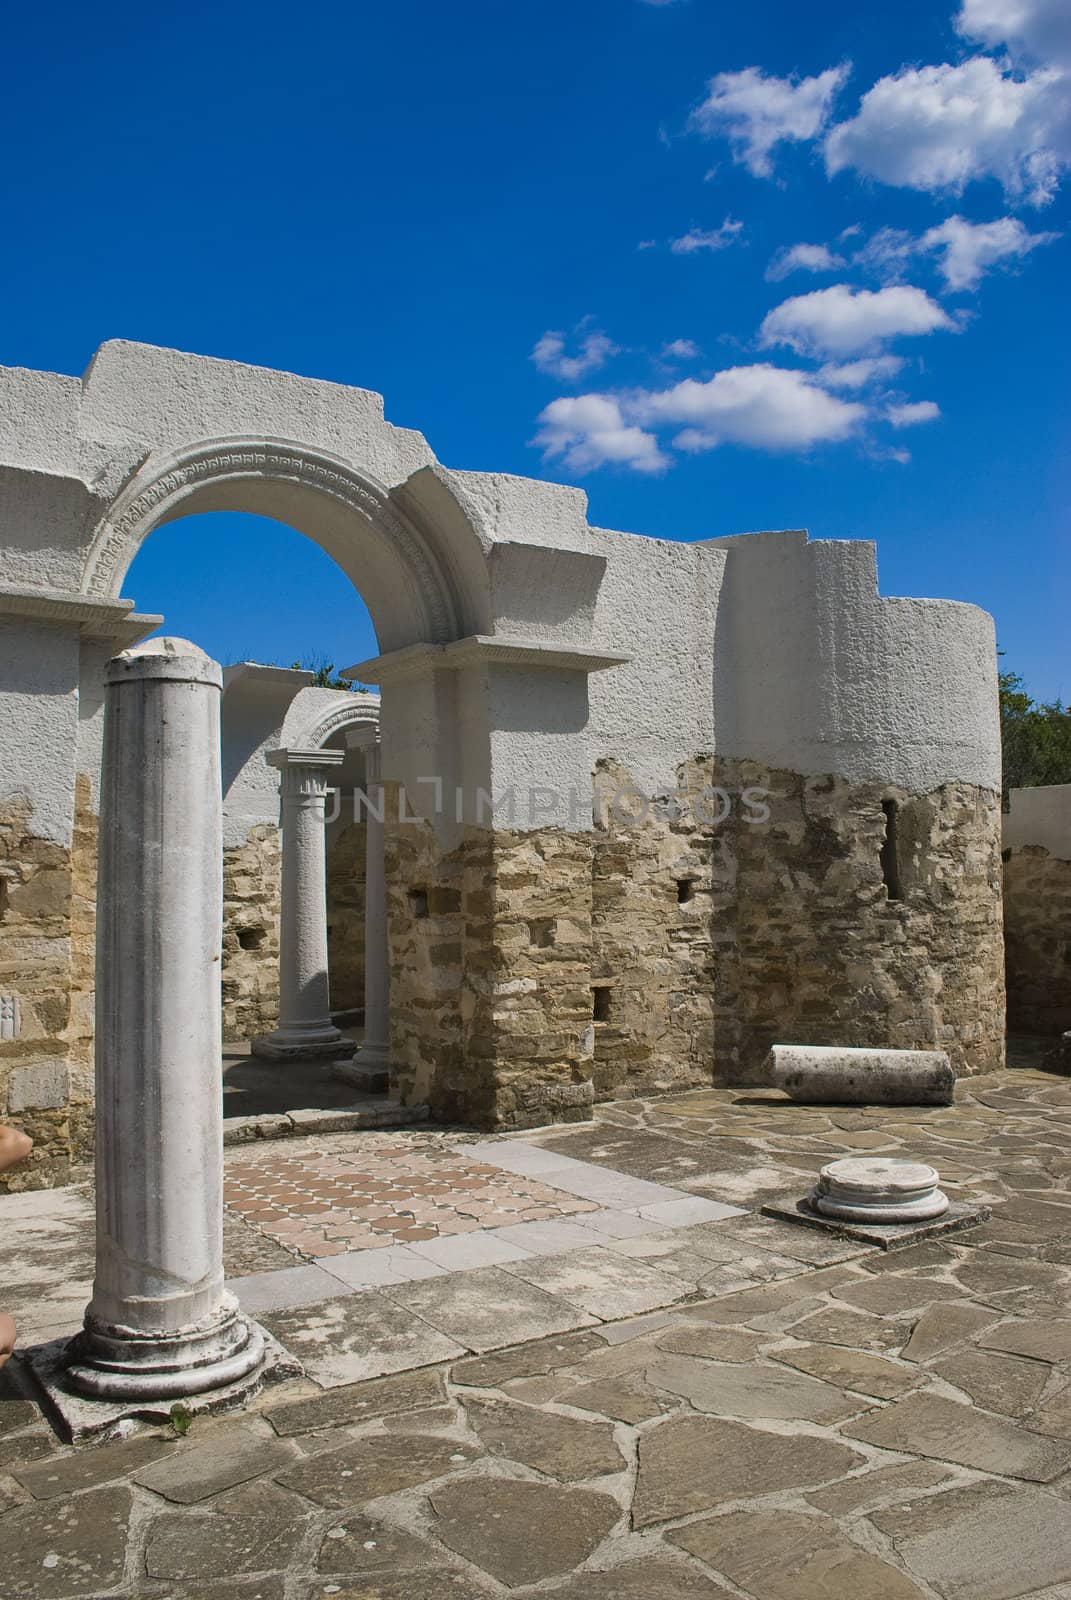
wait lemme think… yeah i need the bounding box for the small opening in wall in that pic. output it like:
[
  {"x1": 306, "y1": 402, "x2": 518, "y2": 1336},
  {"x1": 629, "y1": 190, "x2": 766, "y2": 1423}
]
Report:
[
  {"x1": 592, "y1": 986, "x2": 612, "y2": 1023},
  {"x1": 408, "y1": 888, "x2": 429, "y2": 919},
  {"x1": 529, "y1": 917, "x2": 556, "y2": 948},
  {"x1": 677, "y1": 878, "x2": 695, "y2": 905},
  {"x1": 1001, "y1": 847, "x2": 1012, "y2": 864},
  {"x1": 237, "y1": 927, "x2": 267, "y2": 952},
  {"x1": 880, "y1": 799, "x2": 903, "y2": 901}
]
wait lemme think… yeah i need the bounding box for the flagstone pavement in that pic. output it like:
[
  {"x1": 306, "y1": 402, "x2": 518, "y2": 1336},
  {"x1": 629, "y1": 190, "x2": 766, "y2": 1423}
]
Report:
[{"x1": 3, "y1": 1067, "x2": 1071, "y2": 1598}]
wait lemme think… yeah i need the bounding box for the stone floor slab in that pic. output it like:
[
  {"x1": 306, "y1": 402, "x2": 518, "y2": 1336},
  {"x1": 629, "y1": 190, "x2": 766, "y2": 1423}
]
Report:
[
  {"x1": 634, "y1": 1196, "x2": 746, "y2": 1225},
  {"x1": 669, "y1": 1508, "x2": 928, "y2": 1599},
  {"x1": 647, "y1": 1353, "x2": 864, "y2": 1423},
  {"x1": 981, "y1": 1320, "x2": 1071, "y2": 1364},
  {"x1": 316, "y1": 1511, "x2": 448, "y2": 1574},
  {"x1": 544, "y1": 1555, "x2": 737, "y2": 1598},
  {"x1": 933, "y1": 1348, "x2": 1053, "y2": 1417},
  {"x1": 406, "y1": 1230, "x2": 537, "y2": 1269},
  {"x1": 427, "y1": 1476, "x2": 621, "y2": 1587},
  {"x1": 321, "y1": 1245, "x2": 447, "y2": 1289},
  {"x1": 901, "y1": 1299, "x2": 1001, "y2": 1362},
  {"x1": 843, "y1": 1391, "x2": 1071, "y2": 1481},
  {"x1": 275, "y1": 1432, "x2": 482, "y2": 1507},
  {"x1": 10, "y1": 1430, "x2": 177, "y2": 1498},
  {"x1": 144, "y1": 1495, "x2": 309, "y2": 1580},
  {"x1": 485, "y1": 1218, "x2": 614, "y2": 1255},
  {"x1": 230, "y1": 1262, "x2": 352, "y2": 1315},
  {"x1": 0, "y1": 1485, "x2": 132, "y2": 1598},
  {"x1": 133, "y1": 1425, "x2": 298, "y2": 1503},
  {"x1": 503, "y1": 1245, "x2": 691, "y2": 1321},
  {"x1": 463, "y1": 1395, "x2": 624, "y2": 1477},
  {"x1": 385, "y1": 1265, "x2": 597, "y2": 1351},
  {"x1": 265, "y1": 1367, "x2": 446, "y2": 1436},
  {"x1": 261, "y1": 1292, "x2": 465, "y2": 1386},
  {"x1": 773, "y1": 1340, "x2": 920, "y2": 1399}
]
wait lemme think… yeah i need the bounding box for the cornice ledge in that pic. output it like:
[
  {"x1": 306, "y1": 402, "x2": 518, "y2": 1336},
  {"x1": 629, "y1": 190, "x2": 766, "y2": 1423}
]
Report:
[{"x1": 342, "y1": 634, "x2": 630, "y2": 685}]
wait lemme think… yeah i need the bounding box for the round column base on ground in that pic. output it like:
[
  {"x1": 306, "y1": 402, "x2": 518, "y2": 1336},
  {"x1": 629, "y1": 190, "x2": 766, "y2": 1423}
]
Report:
[
  {"x1": 251, "y1": 1025, "x2": 348, "y2": 1061},
  {"x1": 810, "y1": 1157, "x2": 949, "y2": 1223},
  {"x1": 65, "y1": 1300, "x2": 265, "y2": 1401}
]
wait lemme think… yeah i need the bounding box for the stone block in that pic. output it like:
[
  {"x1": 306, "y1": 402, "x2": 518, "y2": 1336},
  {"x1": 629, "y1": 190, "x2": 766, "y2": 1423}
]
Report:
[{"x1": 7, "y1": 1058, "x2": 69, "y2": 1111}]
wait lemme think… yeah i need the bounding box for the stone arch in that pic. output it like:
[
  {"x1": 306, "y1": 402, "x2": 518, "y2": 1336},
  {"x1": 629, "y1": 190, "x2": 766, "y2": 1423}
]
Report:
[
  {"x1": 79, "y1": 437, "x2": 488, "y2": 653},
  {"x1": 279, "y1": 688, "x2": 381, "y2": 753}
]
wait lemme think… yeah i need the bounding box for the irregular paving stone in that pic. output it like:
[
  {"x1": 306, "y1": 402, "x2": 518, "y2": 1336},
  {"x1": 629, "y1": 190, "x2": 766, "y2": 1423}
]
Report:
[
  {"x1": 669, "y1": 1508, "x2": 928, "y2": 1599},
  {"x1": 687, "y1": 1266, "x2": 859, "y2": 1325},
  {"x1": 632, "y1": 1414, "x2": 863, "y2": 1526},
  {"x1": 450, "y1": 1329, "x2": 604, "y2": 1387},
  {"x1": 297, "y1": 1575, "x2": 490, "y2": 1599},
  {"x1": 133, "y1": 1426, "x2": 297, "y2": 1503},
  {"x1": 554, "y1": 1372, "x2": 674, "y2": 1423},
  {"x1": 464, "y1": 1396, "x2": 624, "y2": 1477},
  {"x1": 1024, "y1": 1381, "x2": 1071, "y2": 1439},
  {"x1": 981, "y1": 1320, "x2": 1071, "y2": 1364},
  {"x1": 0, "y1": 1399, "x2": 41, "y2": 1437},
  {"x1": 317, "y1": 1512, "x2": 446, "y2": 1573},
  {"x1": 833, "y1": 1276, "x2": 968, "y2": 1316},
  {"x1": 154, "y1": 1583, "x2": 284, "y2": 1600},
  {"x1": 502, "y1": 1247, "x2": 690, "y2": 1321},
  {"x1": 0, "y1": 1432, "x2": 56, "y2": 1469},
  {"x1": 391, "y1": 1404, "x2": 458, "y2": 1432},
  {"x1": 773, "y1": 1341, "x2": 919, "y2": 1399},
  {"x1": 12, "y1": 1431, "x2": 178, "y2": 1499},
  {"x1": 387, "y1": 1266, "x2": 597, "y2": 1352},
  {"x1": 933, "y1": 1348, "x2": 1052, "y2": 1417},
  {"x1": 546, "y1": 1555, "x2": 736, "y2": 1598},
  {"x1": 843, "y1": 1392, "x2": 1071, "y2": 1481},
  {"x1": 267, "y1": 1367, "x2": 446, "y2": 1436},
  {"x1": 428, "y1": 1477, "x2": 620, "y2": 1587},
  {"x1": 707, "y1": 1213, "x2": 874, "y2": 1266},
  {"x1": 952, "y1": 1255, "x2": 1066, "y2": 1297},
  {"x1": 870, "y1": 1480, "x2": 1071, "y2": 1600},
  {"x1": 647, "y1": 1355, "x2": 862, "y2": 1423},
  {"x1": 0, "y1": 1485, "x2": 131, "y2": 1598},
  {"x1": 276, "y1": 1433, "x2": 482, "y2": 1507},
  {"x1": 789, "y1": 1305, "x2": 913, "y2": 1352},
  {"x1": 804, "y1": 1461, "x2": 951, "y2": 1515},
  {"x1": 145, "y1": 1500, "x2": 310, "y2": 1579},
  {"x1": 654, "y1": 1323, "x2": 768, "y2": 1363},
  {"x1": 263, "y1": 1292, "x2": 465, "y2": 1387},
  {"x1": 901, "y1": 1300, "x2": 1001, "y2": 1361}
]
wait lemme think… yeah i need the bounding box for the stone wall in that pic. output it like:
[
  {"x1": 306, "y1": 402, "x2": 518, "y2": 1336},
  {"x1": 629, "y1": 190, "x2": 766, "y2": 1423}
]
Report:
[
  {"x1": 67, "y1": 775, "x2": 97, "y2": 1166},
  {"x1": 326, "y1": 818, "x2": 367, "y2": 1017},
  {"x1": 221, "y1": 824, "x2": 282, "y2": 1042},
  {"x1": 590, "y1": 758, "x2": 716, "y2": 1101},
  {"x1": 0, "y1": 796, "x2": 75, "y2": 1190},
  {"x1": 1004, "y1": 847, "x2": 1071, "y2": 1035},
  {"x1": 710, "y1": 761, "x2": 1006, "y2": 1082}
]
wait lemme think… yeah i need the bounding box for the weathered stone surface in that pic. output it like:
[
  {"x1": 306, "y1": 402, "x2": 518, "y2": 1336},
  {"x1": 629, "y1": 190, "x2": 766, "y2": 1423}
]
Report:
[
  {"x1": 981, "y1": 1320, "x2": 1071, "y2": 1364},
  {"x1": 713, "y1": 1212, "x2": 873, "y2": 1266},
  {"x1": 223, "y1": 1207, "x2": 299, "y2": 1276},
  {"x1": 12, "y1": 1430, "x2": 177, "y2": 1498},
  {"x1": 386, "y1": 1265, "x2": 596, "y2": 1352},
  {"x1": 804, "y1": 1460, "x2": 950, "y2": 1515},
  {"x1": 221, "y1": 823, "x2": 281, "y2": 1040},
  {"x1": 1004, "y1": 845, "x2": 1071, "y2": 1036},
  {"x1": 832, "y1": 1275, "x2": 965, "y2": 1315},
  {"x1": 632, "y1": 1415, "x2": 863, "y2": 1526},
  {"x1": 687, "y1": 1265, "x2": 858, "y2": 1325},
  {"x1": 647, "y1": 1355, "x2": 861, "y2": 1423},
  {"x1": 450, "y1": 1329, "x2": 605, "y2": 1388},
  {"x1": 262, "y1": 1292, "x2": 465, "y2": 1387},
  {"x1": 503, "y1": 1246, "x2": 690, "y2": 1321},
  {"x1": 0, "y1": 1485, "x2": 131, "y2": 1597},
  {"x1": 464, "y1": 1396, "x2": 623, "y2": 1478},
  {"x1": 548, "y1": 1556, "x2": 736, "y2": 1598},
  {"x1": 145, "y1": 1500, "x2": 308, "y2": 1579},
  {"x1": 428, "y1": 1477, "x2": 620, "y2": 1587},
  {"x1": 901, "y1": 1299, "x2": 999, "y2": 1361},
  {"x1": 843, "y1": 1392, "x2": 1071, "y2": 1481},
  {"x1": 774, "y1": 1340, "x2": 918, "y2": 1399},
  {"x1": 275, "y1": 1434, "x2": 482, "y2": 1507},
  {"x1": 554, "y1": 1372, "x2": 674, "y2": 1423},
  {"x1": 0, "y1": 1398, "x2": 40, "y2": 1437},
  {"x1": 669, "y1": 1509, "x2": 928, "y2": 1599},
  {"x1": 654, "y1": 1323, "x2": 768, "y2": 1363},
  {"x1": 317, "y1": 1513, "x2": 445, "y2": 1573},
  {"x1": 766, "y1": 1044, "x2": 956, "y2": 1106},
  {"x1": 789, "y1": 1305, "x2": 912, "y2": 1352},
  {"x1": 870, "y1": 1481, "x2": 1071, "y2": 1600},
  {"x1": 298, "y1": 1575, "x2": 489, "y2": 1599},
  {"x1": 952, "y1": 1254, "x2": 1065, "y2": 1297},
  {"x1": 266, "y1": 1368, "x2": 446, "y2": 1436},
  {"x1": 133, "y1": 1427, "x2": 297, "y2": 1504},
  {"x1": 933, "y1": 1348, "x2": 1052, "y2": 1416}
]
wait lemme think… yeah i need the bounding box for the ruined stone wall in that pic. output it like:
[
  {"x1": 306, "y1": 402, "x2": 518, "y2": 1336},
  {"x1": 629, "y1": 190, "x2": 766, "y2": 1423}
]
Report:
[
  {"x1": 590, "y1": 758, "x2": 715, "y2": 1101},
  {"x1": 0, "y1": 796, "x2": 75, "y2": 1190},
  {"x1": 1004, "y1": 847, "x2": 1071, "y2": 1035},
  {"x1": 710, "y1": 761, "x2": 1006, "y2": 1083},
  {"x1": 67, "y1": 775, "x2": 98, "y2": 1166},
  {"x1": 221, "y1": 823, "x2": 281, "y2": 1042},
  {"x1": 326, "y1": 817, "x2": 367, "y2": 1017}
]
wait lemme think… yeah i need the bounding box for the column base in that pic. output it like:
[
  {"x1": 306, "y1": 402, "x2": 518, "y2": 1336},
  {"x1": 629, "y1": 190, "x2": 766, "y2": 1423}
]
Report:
[
  {"x1": 251, "y1": 1024, "x2": 349, "y2": 1061},
  {"x1": 64, "y1": 1298, "x2": 266, "y2": 1401},
  {"x1": 334, "y1": 1052, "x2": 391, "y2": 1096}
]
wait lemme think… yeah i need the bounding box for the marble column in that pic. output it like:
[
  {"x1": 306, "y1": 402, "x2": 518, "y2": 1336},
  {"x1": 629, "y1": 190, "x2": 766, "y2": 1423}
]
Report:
[
  {"x1": 337, "y1": 739, "x2": 390, "y2": 1092},
  {"x1": 67, "y1": 638, "x2": 265, "y2": 1400},
  {"x1": 252, "y1": 747, "x2": 346, "y2": 1059}
]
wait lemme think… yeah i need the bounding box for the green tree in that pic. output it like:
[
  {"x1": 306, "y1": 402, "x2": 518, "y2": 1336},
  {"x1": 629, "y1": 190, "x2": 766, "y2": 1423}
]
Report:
[
  {"x1": 999, "y1": 670, "x2": 1071, "y2": 804},
  {"x1": 290, "y1": 655, "x2": 364, "y2": 691}
]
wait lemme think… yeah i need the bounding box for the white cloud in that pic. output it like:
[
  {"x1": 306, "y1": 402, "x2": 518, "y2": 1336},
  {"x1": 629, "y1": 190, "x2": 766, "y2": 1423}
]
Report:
[
  {"x1": 920, "y1": 214, "x2": 1060, "y2": 289},
  {"x1": 670, "y1": 218, "x2": 744, "y2": 253},
  {"x1": 818, "y1": 355, "x2": 906, "y2": 388},
  {"x1": 887, "y1": 400, "x2": 942, "y2": 427},
  {"x1": 956, "y1": 0, "x2": 1071, "y2": 68},
  {"x1": 824, "y1": 56, "x2": 1069, "y2": 206},
  {"x1": 690, "y1": 64, "x2": 850, "y2": 178},
  {"x1": 662, "y1": 338, "x2": 701, "y2": 359},
  {"x1": 760, "y1": 283, "x2": 956, "y2": 357},
  {"x1": 638, "y1": 365, "x2": 866, "y2": 450},
  {"x1": 766, "y1": 241, "x2": 846, "y2": 281},
  {"x1": 531, "y1": 329, "x2": 618, "y2": 382},
  {"x1": 533, "y1": 395, "x2": 668, "y2": 474},
  {"x1": 851, "y1": 227, "x2": 917, "y2": 281}
]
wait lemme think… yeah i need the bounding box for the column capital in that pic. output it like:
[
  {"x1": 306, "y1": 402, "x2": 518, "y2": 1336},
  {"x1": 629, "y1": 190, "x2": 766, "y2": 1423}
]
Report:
[
  {"x1": 267, "y1": 747, "x2": 345, "y2": 800},
  {"x1": 266, "y1": 747, "x2": 346, "y2": 771}
]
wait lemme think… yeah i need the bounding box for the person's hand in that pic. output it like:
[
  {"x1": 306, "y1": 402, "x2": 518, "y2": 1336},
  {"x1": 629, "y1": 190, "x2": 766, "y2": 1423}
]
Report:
[{"x1": 0, "y1": 1126, "x2": 33, "y2": 1173}]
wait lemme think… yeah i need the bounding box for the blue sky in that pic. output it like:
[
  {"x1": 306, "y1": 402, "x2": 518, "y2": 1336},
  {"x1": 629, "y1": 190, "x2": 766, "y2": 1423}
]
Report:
[{"x1": 3, "y1": 0, "x2": 1068, "y2": 697}]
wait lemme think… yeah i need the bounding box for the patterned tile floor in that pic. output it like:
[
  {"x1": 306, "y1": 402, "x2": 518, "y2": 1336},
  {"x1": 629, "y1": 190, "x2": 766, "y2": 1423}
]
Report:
[{"x1": 223, "y1": 1139, "x2": 601, "y2": 1257}]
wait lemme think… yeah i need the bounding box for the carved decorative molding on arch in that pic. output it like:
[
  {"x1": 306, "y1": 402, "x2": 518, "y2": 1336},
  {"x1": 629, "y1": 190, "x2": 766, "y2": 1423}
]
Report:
[
  {"x1": 80, "y1": 437, "x2": 465, "y2": 644},
  {"x1": 305, "y1": 700, "x2": 380, "y2": 751}
]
